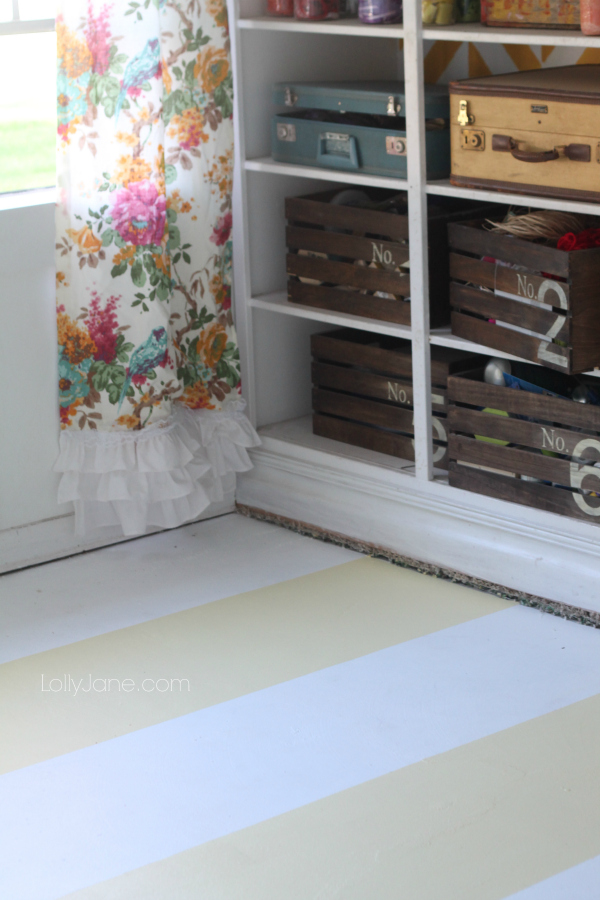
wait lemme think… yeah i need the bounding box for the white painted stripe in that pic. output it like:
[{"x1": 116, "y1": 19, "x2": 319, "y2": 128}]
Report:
[
  {"x1": 0, "y1": 515, "x2": 360, "y2": 663},
  {"x1": 1, "y1": 605, "x2": 600, "y2": 900},
  {"x1": 505, "y1": 854, "x2": 600, "y2": 899}
]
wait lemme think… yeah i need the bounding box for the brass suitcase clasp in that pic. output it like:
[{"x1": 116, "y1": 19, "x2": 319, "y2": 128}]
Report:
[
  {"x1": 461, "y1": 129, "x2": 485, "y2": 151},
  {"x1": 457, "y1": 100, "x2": 474, "y2": 127}
]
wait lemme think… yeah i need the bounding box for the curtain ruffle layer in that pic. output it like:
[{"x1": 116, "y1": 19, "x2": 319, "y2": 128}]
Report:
[{"x1": 54, "y1": 403, "x2": 260, "y2": 536}]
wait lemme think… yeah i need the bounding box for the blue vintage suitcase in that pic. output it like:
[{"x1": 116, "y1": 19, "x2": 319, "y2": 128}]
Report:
[{"x1": 272, "y1": 81, "x2": 450, "y2": 179}]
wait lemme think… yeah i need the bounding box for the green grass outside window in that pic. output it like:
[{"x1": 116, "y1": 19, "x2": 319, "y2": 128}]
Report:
[{"x1": 0, "y1": 121, "x2": 55, "y2": 194}]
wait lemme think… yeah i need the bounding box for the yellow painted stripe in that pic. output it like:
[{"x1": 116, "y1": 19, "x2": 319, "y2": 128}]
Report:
[
  {"x1": 577, "y1": 47, "x2": 600, "y2": 65},
  {"x1": 424, "y1": 40, "x2": 463, "y2": 83},
  {"x1": 0, "y1": 557, "x2": 511, "y2": 775},
  {"x1": 61, "y1": 692, "x2": 600, "y2": 900},
  {"x1": 541, "y1": 45, "x2": 555, "y2": 63},
  {"x1": 503, "y1": 44, "x2": 541, "y2": 71}
]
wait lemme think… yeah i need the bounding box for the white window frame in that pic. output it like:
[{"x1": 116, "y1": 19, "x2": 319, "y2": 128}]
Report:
[
  {"x1": 0, "y1": 0, "x2": 55, "y2": 35},
  {"x1": 0, "y1": 2, "x2": 56, "y2": 204}
]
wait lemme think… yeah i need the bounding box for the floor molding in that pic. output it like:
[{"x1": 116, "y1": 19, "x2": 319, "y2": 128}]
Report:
[
  {"x1": 236, "y1": 503, "x2": 600, "y2": 630},
  {"x1": 0, "y1": 497, "x2": 236, "y2": 574},
  {"x1": 237, "y1": 433, "x2": 600, "y2": 615}
]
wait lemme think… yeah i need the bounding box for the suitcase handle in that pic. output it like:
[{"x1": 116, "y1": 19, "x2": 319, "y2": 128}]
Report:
[
  {"x1": 317, "y1": 134, "x2": 359, "y2": 170},
  {"x1": 492, "y1": 134, "x2": 591, "y2": 164},
  {"x1": 511, "y1": 145, "x2": 559, "y2": 163}
]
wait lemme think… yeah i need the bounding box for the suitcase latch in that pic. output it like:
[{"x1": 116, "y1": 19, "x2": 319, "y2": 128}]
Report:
[
  {"x1": 387, "y1": 96, "x2": 401, "y2": 116},
  {"x1": 457, "y1": 100, "x2": 474, "y2": 126},
  {"x1": 386, "y1": 136, "x2": 406, "y2": 156},
  {"x1": 284, "y1": 87, "x2": 297, "y2": 107},
  {"x1": 277, "y1": 123, "x2": 296, "y2": 142},
  {"x1": 461, "y1": 129, "x2": 485, "y2": 151}
]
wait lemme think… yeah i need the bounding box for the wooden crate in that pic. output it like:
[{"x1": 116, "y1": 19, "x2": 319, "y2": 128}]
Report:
[
  {"x1": 286, "y1": 191, "x2": 491, "y2": 328},
  {"x1": 311, "y1": 328, "x2": 484, "y2": 469},
  {"x1": 448, "y1": 367, "x2": 600, "y2": 526},
  {"x1": 449, "y1": 218, "x2": 600, "y2": 375}
]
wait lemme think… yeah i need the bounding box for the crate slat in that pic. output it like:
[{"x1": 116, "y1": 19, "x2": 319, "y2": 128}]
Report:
[
  {"x1": 313, "y1": 414, "x2": 428, "y2": 464},
  {"x1": 286, "y1": 226, "x2": 410, "y2": 267},
  {"x1": 448, "y1": 221, "x2": 569, "y2": 277},
  {"x1": 312, "y1": 361, "x2": 447, "y2": 411},
  {"x1": 289, "y1": 281, "x2": 412, "y2": 326},
  {"x1": 447, "y1": 374, "x2": 600, "y2": 431},
  {"x1": 287, "y1": 253, "x2": 411, "y2": 296},
  {"x1": 313, "y1": 388, "x2": 419, "y2": 434},
  {"x1": 448, "y1": 406, "x2": 600, "y2": 456},
  {"x1": 449, "y1": 462, "x2": 600, "y2": 525},
  {"x1": 450, "y1": 311, "x2": 571, "y2": 372},
  {"x1": 285, "y1": 195, "x2": 410, "y2": 241},
  {"x1": 450, "y1": 253, "x2": 573, "y2": 309},
  {"x1": 448, "y1": 433, "x2": 600, "y2": 484},
  {"x1": 311, "y1": 331, "x2": 414, "y2": 379},
  {"x1": 450, "y1": 283, "x2": 570, "y2": 341}
]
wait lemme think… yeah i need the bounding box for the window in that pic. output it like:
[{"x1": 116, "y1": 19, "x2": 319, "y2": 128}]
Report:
[{"x1": 0, "y1": 2, "x2": 56, "y2": 194}]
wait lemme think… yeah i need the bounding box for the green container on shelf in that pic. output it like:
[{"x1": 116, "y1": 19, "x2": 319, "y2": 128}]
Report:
[
  {"x1": 456, "y1": 0, "x2": 480, "y2": 21},
  {"x1": 422, "y1": 0, "x2": 457, "y2": 24},
  {"x1": 271, "y1": 81, "x2": 450, "y2": 180}
]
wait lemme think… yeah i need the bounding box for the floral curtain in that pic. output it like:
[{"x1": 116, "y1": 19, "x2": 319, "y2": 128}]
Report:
[{"x1": 55, "y1": 0, "x2": 259, "y2": 536}]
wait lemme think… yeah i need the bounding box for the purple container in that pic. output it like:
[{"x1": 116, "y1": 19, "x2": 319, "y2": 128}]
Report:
[{"x1": 358, "y1": 0, "x2": 401, "y2": 23}]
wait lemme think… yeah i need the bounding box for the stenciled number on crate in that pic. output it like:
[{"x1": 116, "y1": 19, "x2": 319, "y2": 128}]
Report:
[
  {"x1": 541, "y1": 427, "x2": 567, "y2": 454},
  {"x1": 387, "y1": 382, "x2": 408, "y2": 404},
  {"x1": 569, "y1": 438, "x2": 600, "y2": 517},
  {"x1": 508, "y1": 273, "x2": 569, "y2": 368},
  {"x1": 372, "y1": 242, "x2": 399, "y2": 270},
  {"x1": 511, "y1": 276, "x2": 569, "y2": 370},
  {"x1": 536, "y1": 280, "x2": 568, "y2": 369},
  {"x1": 410, "y1": 415, "x2": 447, "y2": 464}
]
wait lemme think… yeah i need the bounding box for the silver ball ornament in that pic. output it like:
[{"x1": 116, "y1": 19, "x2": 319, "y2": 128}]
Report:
[{"x1": 484, "y1": 358, "x2": 512, "y2": 387}]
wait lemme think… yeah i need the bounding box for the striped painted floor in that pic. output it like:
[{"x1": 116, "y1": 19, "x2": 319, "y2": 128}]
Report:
[{"x1": 1, "y1": 513, "x2": 599, "y2": 899}]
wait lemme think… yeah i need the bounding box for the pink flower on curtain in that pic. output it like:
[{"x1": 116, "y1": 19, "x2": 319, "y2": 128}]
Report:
[
  {"x1": 111, "y1": 181, "x2": 167, "y2": 246},
  {"x1": 209, "y1": 211, "x2": 232, "y2": 246},
  {"x1": 85, "y1": 1, "x2": 112, "y2": 75},
  {"x1": 86, "y1": 293, "x2": 120, "y2": 363}
]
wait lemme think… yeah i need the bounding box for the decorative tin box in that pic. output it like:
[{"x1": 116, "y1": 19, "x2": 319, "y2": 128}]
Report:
[
  {"x1": 449, "y1": 66, "x2": 600, "y2": 203},
  {"x1": 272, "y1": 81, "x2": 450, "y2": 179},
  {"x1": 481, "y1": 0, "x2": 580, "y2": 28}
]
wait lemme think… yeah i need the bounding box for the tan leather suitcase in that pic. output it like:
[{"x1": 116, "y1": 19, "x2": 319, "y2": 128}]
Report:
[{"x1": 449, "y1": 66, "x2": 600, "y2": 202}]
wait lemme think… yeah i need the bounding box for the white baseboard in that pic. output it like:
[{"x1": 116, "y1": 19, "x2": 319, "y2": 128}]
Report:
[
  {"x1": 237, "y1": 433, "x2": 600, "y2": 614},
  {"x1": 0, "y1": 496, "x2": 235, "y2": 574}
]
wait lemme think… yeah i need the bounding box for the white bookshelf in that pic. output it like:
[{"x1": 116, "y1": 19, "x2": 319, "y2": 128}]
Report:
[{"x1": 229, "y1": 0, "x2": 600, "y2": 610}]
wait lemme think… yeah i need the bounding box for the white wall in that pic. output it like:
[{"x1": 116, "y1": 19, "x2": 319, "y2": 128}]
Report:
[{"x1": 0, "y1": 200, "x2": 63, "y2": 532}]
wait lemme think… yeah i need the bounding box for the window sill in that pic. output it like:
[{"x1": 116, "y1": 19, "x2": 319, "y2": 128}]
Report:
[{"x1": 0, "y1": 187, "x2": 56, "y2": 212}]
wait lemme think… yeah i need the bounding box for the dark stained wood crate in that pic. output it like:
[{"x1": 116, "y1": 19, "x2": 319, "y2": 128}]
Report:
[
  {"x1": 449, "y1": 218, "x2": 600, "y2": 375},
  {"x1": 447, "y1": 366, "x2": 600, "y2": 526},
  {"x1": 311, "y1": 329, "x2": 484, "y2": 470},
  {"x1": 286, "y1": 191, "x2": 495, "y2": 329}
]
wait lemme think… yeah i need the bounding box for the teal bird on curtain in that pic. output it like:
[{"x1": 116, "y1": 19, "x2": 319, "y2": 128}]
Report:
[
  {"x1": 118, "y1": 327, "x2": 168, "y2": 412},
  {"x1": 115, "y1": 38, "x2": 161, "y2": 122}
]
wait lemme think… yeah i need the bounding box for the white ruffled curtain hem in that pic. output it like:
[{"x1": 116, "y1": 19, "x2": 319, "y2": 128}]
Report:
[{"x1": 54, "y1": 401, "x2": 260, "y2": 536}]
